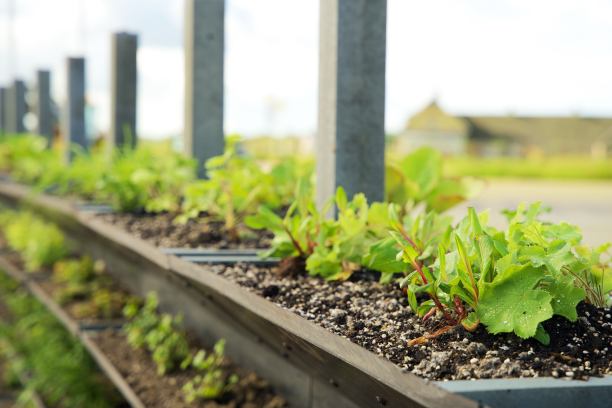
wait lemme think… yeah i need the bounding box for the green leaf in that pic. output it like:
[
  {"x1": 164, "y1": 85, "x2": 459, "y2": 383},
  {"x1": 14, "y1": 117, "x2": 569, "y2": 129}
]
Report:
[
  {"x1": 244, "y1": 206, "x2": 284, "y2": 231},
  {"x1": 364, "y1": 238, "x2": 405, "y2": 275},
  {"x1": 477, "y1": 265, "x2": 553, "y2": 339},
  {"x1": 454, "y1": 234, "x2": 478, "y2": 301},
  {"x1": 544, "y1": 275, "x2": 585, "y2": 321},
  {"x1": 534, "y1": 324, "x2": 550, "y2": 345},
  {"x1": 468, "y1": 207, "x2": 483, "y2": 236},
  {"x1": 335, "y1": 187, "x2": 348, "y2": 212}
]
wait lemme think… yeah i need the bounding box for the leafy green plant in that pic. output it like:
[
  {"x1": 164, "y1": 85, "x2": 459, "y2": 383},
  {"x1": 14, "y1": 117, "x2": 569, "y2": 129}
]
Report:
[
  {"x1": 145, "y1": 314, "x2": 191, "y2": 375},
  {"x1": 123, "y1": 293, "x2": 190, "y2": 375},
  {"x1": 178, "y1": 136, "x2": 310, "y2": 240},
  {"x1": 100, "y1": 147, "x2": 195, "y2": 213},
  {"x1": 386, "y1": 147, "x2": 482, "y2": 212},
  {"x1": 51, "y1": 257, "x2": 129, "y2": 318},
  {"x1": 394, "y1": 203, "x2": 609, "y2": 344},
  {"x1": 0, "y1": 271, "x2": 119, "y2": 407},
  {"x1": 0, "y1": 210, "x2": 69, "y2": 271},
  {"x1": 182, "y1": 340, "x2": 238, "y2": 403},
  {"x1": 123, "y1": 293, "x2": 160, "y2": 349},
  {"x1": 0, "y1": 135, "x2": 61, "y2": 186},
  {"x1": 247, "y1": 182, "x2": 401, "y2": 280}
]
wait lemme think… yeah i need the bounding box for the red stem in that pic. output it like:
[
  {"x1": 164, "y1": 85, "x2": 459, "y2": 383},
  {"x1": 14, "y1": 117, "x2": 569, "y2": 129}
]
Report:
[{"x1": 283, "y1": 226, "x2": 306, "y2": 258}]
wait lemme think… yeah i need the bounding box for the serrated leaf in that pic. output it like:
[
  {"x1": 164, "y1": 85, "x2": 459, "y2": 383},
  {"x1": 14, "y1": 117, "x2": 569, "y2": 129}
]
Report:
[{"x1": 477, "y1": 265, "x2": 553, "y2": 339}]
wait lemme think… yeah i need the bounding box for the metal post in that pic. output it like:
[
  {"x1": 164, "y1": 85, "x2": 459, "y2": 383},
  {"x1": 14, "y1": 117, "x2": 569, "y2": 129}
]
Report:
[
  {"x1": 35, "y1": 70, "x2": 53, "y2": 144},
  {"x1": 65, "y1": 57, "x2": 87, "y2": 161},
  {"x1": 110, "y1": 32, "x2": 138, "y2": 151},
  {"x1": 316, "y1": 0, "x2": 387, "y2": 209},
  {"x1": 184, "y1": 0, "x2": 225, "y2": 178},
  {"x1": 0, "y1": 87, "x2": 6, "y2": 135}
]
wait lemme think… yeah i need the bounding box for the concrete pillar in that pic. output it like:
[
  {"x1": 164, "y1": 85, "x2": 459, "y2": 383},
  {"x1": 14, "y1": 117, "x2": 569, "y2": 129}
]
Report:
[
  {"x1": 316, "y1": 0, "x2": 387, "y2": 209},
  {"x1": 35, "y1": 70, "x2": 53, "y2": 144},
  {"x1": 110, "y1": 32, "x2": 138, "y2": 150},
  {"x1": 0, "y1": 87, "x2": 6, "y2": 135},
  {"x1": 65, "y1": 57, "x2": 87, "y2": 161},
  {"x1": 6, "y1": 80, "x2": 27, "y2": 134},
  {"x1": 184, "y1": 0, "x2": 225, "y2": 178}
]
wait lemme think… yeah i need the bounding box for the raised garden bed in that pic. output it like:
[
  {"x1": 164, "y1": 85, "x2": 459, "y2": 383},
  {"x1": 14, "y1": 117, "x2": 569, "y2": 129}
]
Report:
[
  {"x1": 0, "y1": 180, "x2": 610, "y2": 408},
  {"x1": 96, "y1": 212, "x2": 271, "y2": 249},
  {"x1": 0, "y1": 233, "x2": 286, "y2": 408}
]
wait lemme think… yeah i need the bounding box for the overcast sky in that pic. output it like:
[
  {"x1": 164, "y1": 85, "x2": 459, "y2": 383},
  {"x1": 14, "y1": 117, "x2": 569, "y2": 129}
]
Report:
[{"x1": 1, "y1": 0, "x2": 612, "y2": 139}]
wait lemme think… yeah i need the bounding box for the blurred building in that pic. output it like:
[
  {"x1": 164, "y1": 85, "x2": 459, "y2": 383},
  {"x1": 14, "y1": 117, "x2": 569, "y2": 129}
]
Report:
[{"x1": 396, "y1": 100, "x2": 612, "y2": 157}]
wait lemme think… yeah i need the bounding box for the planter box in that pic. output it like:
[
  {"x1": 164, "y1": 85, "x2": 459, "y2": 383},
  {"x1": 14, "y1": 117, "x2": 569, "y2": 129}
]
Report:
[{"x1": 0, "y1": 180, "x2": 609, "y2": 408}]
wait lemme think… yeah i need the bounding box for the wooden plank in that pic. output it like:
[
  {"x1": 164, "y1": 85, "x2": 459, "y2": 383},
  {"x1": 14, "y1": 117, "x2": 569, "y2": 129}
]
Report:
[
  {"x1": 80, "y1": 334, "x2": 146, "y2": 408},
  {"x1": 168, "y1": 256, "x2": 471, "y2": 408}
]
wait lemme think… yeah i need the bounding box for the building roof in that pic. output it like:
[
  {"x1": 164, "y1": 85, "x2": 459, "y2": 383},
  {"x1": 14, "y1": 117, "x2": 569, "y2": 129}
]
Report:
[
  {"x1": 405, "y1": 101, "x2": 612, "y2": 151},
  {"x1": 462, "y1": 115, "x2": 612, "y2": 148},
  {"x1": 406, "y1": 100, "x2": 468, "y2": 133}
]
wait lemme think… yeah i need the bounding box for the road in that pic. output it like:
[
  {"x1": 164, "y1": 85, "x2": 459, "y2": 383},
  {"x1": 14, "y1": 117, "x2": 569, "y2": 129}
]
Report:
[{"x1": 447, "y1": 180, "x2": 612, "y2": 246}]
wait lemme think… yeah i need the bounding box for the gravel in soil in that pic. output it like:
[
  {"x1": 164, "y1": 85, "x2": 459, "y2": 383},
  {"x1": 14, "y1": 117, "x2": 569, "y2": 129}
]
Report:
[
  {"x1": 213, "y1": 263, "x2": 612, "y2": 381},
  {"x1": 97, "y1": 213, "x2": 272, "y2": 249},
  {"x1": 94, "y1": 330, "x2": 286, "y2": 408}
]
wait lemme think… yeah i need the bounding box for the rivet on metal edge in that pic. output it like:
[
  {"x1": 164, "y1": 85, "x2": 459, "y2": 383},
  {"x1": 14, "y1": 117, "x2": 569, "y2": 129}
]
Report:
[
  {"x1": 376, "y1": 396, "x2": 387, "y2": 406},
  {"x1": 281, "y1": 341, "x2": 292, "y2": 351},
  {"x1": 329, "y1": 378, "x2": 338, "y2": 387}
]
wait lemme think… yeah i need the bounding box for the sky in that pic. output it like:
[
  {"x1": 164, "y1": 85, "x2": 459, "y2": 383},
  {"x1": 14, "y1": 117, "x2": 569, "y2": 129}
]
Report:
[{"x1": 1, "y1": 0, "x2": 612, "y2": 139}]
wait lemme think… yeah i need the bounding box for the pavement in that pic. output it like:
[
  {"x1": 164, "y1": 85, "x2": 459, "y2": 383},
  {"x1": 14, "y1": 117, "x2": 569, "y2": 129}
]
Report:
[{"x1": 446, "y1": 179, "x2": 612, "y2": 246}]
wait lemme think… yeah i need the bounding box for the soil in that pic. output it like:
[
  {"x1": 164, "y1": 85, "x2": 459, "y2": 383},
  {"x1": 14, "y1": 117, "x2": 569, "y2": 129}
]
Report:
[
  {"x1": 96, "y1": 213, "x2": 272, "y2": 249},
  {"x1": 94, "y1": 331, "x2": 286, "y2": 408},
  {"x1": 212, "y1": 263, "x2": 612, "y2": 381}
]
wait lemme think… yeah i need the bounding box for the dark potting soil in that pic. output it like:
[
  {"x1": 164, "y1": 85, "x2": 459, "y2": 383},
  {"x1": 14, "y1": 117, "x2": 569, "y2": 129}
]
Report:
[
  {"x1": 94, "y1": 330, "x2": 287, "y2": 408},
  {"x1": 212, "y1": 263, "x2": 612, "y2": 381},
  {"x1": 96, "y1": 212, "x2": 272, "y2": 249}
]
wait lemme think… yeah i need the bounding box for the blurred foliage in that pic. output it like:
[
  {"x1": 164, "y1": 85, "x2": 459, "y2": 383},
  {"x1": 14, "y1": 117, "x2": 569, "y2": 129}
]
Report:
[
  {"x1": 0, "y1": 272, "x2": 119, "y2": 407},
  {"x1": 386, "y1": 147, "x2": 483, "y2": 213},
  {"x1": 445, "y1": 155, "x2": 612, "y2": 180},
  {"x1": 0, "y1": 210, "x2": 69, "y2": 272}
]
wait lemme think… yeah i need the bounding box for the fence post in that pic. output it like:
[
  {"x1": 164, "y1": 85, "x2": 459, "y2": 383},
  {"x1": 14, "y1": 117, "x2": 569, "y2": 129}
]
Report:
[
  {"x1": 316, "y1": 0, "x2": 387, "y2": 209},
  {"x1": 110, "y1": 32, "x2": 138, "y2": 151},
  {"x1": 184, "y1": 0, "x2": 225, "y2": 178},
  {"x1": 65, "y1": 57, "x2": 87, "y2": 161},
  {"x1": 0, "y1": 87, "x2": 6, "y2": 135},
  {"x1": 35, "y1": 70, "x2": 54, "y2": 145}
]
